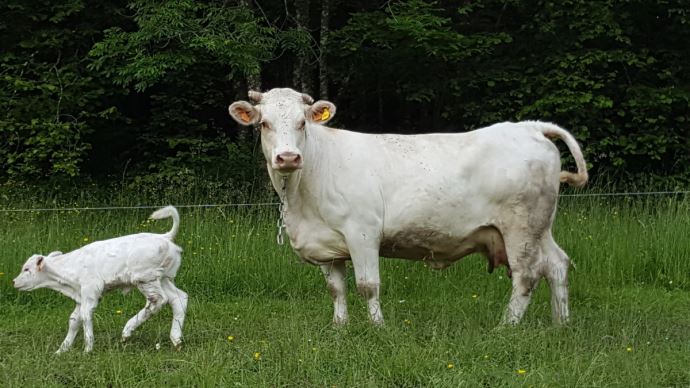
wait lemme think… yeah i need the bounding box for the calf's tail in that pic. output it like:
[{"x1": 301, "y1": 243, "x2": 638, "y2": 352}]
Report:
[{"x1": 149, "y1": 206, "x2": 180, "y2": 240}]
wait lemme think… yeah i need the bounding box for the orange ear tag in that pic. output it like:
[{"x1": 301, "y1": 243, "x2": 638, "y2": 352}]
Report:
[
  {"x1": 320, "y1": 107, "x2": 330, "y2": 121},
  {"x1": 239, "y1": 111, "x2": 250, "y2": 123}
]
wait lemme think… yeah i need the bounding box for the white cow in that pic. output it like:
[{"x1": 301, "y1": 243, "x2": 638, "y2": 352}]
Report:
[{"x1": 229, "y1": 88, "x2": 588, "y2": 326}]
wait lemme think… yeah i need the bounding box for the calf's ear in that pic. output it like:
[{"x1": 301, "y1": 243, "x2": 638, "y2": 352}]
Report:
[
  {"x1": 228, "y1": 101, "x2": 260, "y2": 125},
  {"x1": 307, "y1": 100, "x2": 336, "y2": 124},
  {"x1": 36, "y1": 256, "x2": 45, "y2": 271}
]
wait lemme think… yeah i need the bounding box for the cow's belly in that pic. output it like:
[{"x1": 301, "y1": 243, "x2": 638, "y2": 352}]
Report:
[{"x1": 380, "y1": 224, "x2": 507, "y2": 267}]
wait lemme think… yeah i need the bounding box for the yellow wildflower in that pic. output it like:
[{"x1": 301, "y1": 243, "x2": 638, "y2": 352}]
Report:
[
  {"x1": 447, "y1": 363, "x2": 454, "y2": 369},
  {"x1": 227, "y1": 336, "x2": 235, "y2": 342},
  {"x1": 254, "y1": 351, "x2": 261, "y2": 360},
  {"x1": 517, "y1": 369, "x2": 527, "y2": 375}
]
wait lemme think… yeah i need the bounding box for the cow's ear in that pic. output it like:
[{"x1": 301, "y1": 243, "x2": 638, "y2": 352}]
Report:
[
  {"x1": 229, "y1": 101, "x2": 260, "y2": 125},
  {"x1": 308, "y1": 100, "x2": 336, "y2": 124},
  {"x1": 36, "y1": 256, "x2": 45, "y2": 271}
]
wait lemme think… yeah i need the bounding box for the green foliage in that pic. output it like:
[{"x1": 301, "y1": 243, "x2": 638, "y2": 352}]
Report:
[
  {"x1": 0, "y1": 0, "x2": 119, "y2": 179},
  {"x1": 0, "y1": 0, "x2": 688, "y2": 186},
  {"x1": 330, "y1": 0, "x2": 689, "y2": 181},
  {"x1": 88, "y1": 1, "x2": 277, "y2": 91},
  {"x1": 86, "y1": 0, "x2": 277, "y2": 185}
]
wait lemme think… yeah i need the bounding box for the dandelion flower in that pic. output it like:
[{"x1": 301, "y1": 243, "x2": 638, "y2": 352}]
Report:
[
  {"x1": 312, "y1": 347, "x2": 318, "y2": 352},
  {"x1": 484, "y1": 355, "x2": 489, "y2": 359},
  {"x1": 83, "y1": 237, "x2": 89, "y2": 242},
  {"x1": 626, "y1": 346, "x2": 633, "y2": 352},
  {"x1": 517, "y1": 369, "x2": 527, "y2": 375},
  {"x1": 447, "y1": 363, "x2": 454, "y2": 369},
  {"x1": 254, "y1": 351, "x2": 261, "y2": 360},
  {"x1": 472, "y1": 293, "x2": 479, "y2": 299},
  {"x1": 403, "y1": 319, "x2": 411, "y2": 325},
  {"x1": 227, "y1": 336, "x2": 235, "y2": 342},
  {"x1": 116, "y1": 309, "x2": 122, "y2": 315}
]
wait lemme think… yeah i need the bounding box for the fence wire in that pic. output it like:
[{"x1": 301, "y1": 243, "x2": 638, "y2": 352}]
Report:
[{"x1": 0, "y1": 191, "x2": 687, "y2": 213}]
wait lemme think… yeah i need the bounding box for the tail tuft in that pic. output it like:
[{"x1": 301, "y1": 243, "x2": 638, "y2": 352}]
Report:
[
  {"x1": 559, "y1": 171, "x2": 588, "y2": 188},
  {"x1": 149, "y1": 205, "x2": 180, "y2": 240}
]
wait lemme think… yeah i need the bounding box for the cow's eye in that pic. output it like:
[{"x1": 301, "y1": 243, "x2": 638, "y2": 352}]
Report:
[
  {"x1": 24, "y1": 268, "x2": 29, "y2": 272},
  {"x1": 260, "y1": 121, "x2": 271, "y2": 130},
  {"x1": 298, "y1": 120, "x2": 305, "y2": 130}
]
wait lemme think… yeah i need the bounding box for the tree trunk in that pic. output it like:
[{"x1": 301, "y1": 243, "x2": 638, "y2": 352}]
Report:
[
  {"x1": 318, "y1": 0, "x2": 330, "y2": 100},
  {"x1": 292, "y1": 0, "x2": 313, "y2": 96},
  {"x1": 238, "y1": 0, "x2": 262, "y2": 91}
]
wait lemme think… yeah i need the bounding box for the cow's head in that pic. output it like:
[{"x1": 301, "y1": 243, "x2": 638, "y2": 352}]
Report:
[{"x1": 228, "y1": 88, "x2": 336, "y2": 174}]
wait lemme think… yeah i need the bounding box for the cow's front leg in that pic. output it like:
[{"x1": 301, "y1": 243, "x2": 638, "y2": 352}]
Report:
[
  {"x1": 320, "y1": 260, "x2": 348, "y2": 325},
  {"x1": 346, "y1": 236, "x2": 384, "y2": 325}
]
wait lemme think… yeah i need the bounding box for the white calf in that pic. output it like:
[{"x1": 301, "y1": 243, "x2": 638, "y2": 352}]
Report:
[{"x1": 13, "y1": 206, "x2": 188, "y2": 353}]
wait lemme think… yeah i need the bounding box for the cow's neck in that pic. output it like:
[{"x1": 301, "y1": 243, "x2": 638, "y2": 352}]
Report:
[{"x1": 269, "y1": 167, "x2": 304, "y2": 211}]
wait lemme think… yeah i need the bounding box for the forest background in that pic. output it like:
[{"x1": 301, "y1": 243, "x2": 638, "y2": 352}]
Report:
[{"x1": 1, "y1": 0, "x2": 688, "y2": 203}]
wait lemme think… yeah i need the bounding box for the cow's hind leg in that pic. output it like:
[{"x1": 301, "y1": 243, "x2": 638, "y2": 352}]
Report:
[
  {"x1": 542, "y1": 234, "x2": 570, "y2": 324},
  {"x1": 320, "y1": 260, "x2": 349, "y2": 325},
  {"x1": 500, "y1": 231, "x2": 542, "y2": 325}
]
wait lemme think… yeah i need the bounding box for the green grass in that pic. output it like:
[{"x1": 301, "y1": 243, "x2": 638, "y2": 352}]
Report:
[{"x1": 1, "y1": 196, "x2": 689, "y2": 386}]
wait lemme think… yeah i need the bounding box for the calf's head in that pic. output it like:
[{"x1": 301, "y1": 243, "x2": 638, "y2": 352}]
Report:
[
  {"x1": 13, "y1": 254, "x2": 49, "y2": 291},
  {"x1": 228, "y1": 88, "x2": 336, "y2": 174}
]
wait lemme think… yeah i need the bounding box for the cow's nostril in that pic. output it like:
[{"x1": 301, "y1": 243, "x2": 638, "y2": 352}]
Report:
[
  {"x1": 294, "y1": 154, "x2": 301, "y2": 163},
  {"x1": 276, "y1": 155, "x2": 285, "y2": 164}
]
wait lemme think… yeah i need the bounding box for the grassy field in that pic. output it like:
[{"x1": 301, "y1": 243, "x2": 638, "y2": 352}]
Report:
[{"x1": 0, "y1": 195, "x2": 689, "y2": 386}]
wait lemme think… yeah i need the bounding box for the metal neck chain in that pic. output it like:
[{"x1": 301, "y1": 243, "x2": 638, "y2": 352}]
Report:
[{"x1": 276, "y1": 176, "x2": 288, "y2": 245}]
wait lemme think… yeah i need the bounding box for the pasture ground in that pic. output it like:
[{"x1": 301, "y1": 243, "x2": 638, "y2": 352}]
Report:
[{"x1": 0, "y1": 196, "x2": 689, "y2": 386}]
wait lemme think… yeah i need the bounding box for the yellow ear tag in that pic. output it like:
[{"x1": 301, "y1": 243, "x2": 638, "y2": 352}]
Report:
[
  {"x1": 320, "y1": 107, "x2": 330, "y2": 121},
  {"x1": 239, "y1": 111, "x2": 250, "y2": 123}
]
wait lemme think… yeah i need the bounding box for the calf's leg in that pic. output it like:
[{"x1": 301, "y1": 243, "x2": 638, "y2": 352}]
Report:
[
  {"x1": 121, "y1": 280, "x2": 168, "y2": 342},
  {"x1": 56, "y1": 304, "x2": 81, "y2": 354},
  {"x1": 79, "y1": 290, "x2": 100, "y2": 352},
  {"x1": 161, "y1": 278, "x2": 188, "y2": 347}
]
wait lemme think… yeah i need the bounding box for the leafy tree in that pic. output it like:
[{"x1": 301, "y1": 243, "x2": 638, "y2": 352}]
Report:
[
  {"x1": 0, "y1": 0, "x2": 687, "y2": 188},
  {"x1": 88, "y1": 0, "x2": 276, "y2": 183},
  {"x1": 0, "y1": 0, "x2": 124, "y2": 179}
]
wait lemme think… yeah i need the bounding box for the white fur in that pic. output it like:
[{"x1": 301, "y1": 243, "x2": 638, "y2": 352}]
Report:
[
  {"x1": 229, "y1": 88, "x2": 588, "y2": 326},
  {"x1": 13, "y1": 206, "x2": 188, "y2": 353}
]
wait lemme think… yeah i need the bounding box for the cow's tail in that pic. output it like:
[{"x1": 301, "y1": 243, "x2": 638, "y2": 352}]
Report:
[
  {"x1": 538, "y1": 122, "x2": 589, "y2": 188},
  {"x1": 149, "y1": 205, "x2": 180, "y2": 240}
]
